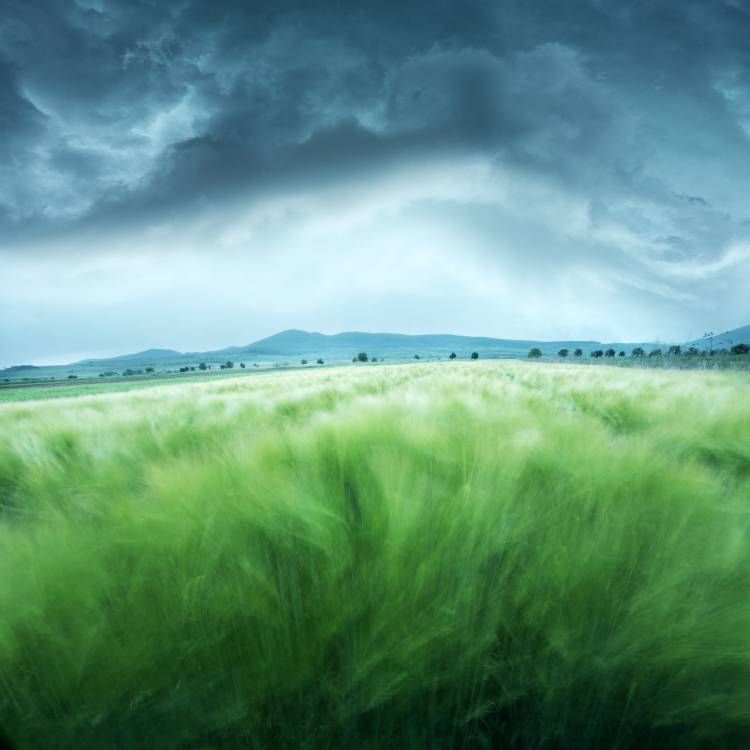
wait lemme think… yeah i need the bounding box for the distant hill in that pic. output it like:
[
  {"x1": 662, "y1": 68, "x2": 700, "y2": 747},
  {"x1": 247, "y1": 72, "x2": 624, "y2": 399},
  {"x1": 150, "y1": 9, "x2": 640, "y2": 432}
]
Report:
[
  {"x1": 685, "y1": 325, "x2": 750, "y2": 351},
  {"x1": 59, "y1": 329, "x2": 655, "y2": 369},
  {"x1": 6, "y1": 326, "x2": 748, "y2": 378},
  {"x1": 0, "y1": 364, "x2": 39, "y2": 372},
  {"x1": 75, "y1": 348, "x2": 182, "y2": 365},
  {"x1": 232, "y1": 329, "x2": 604, "y2": 358}
]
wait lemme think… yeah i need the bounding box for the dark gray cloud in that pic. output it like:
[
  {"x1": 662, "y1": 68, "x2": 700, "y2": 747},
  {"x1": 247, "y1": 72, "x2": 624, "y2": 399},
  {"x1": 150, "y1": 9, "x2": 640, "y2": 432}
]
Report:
[
  {"x1": 0, "y1": 1, "x2": 739, "y2": 229},
  {"x1": 1, "y1": 0, "x2": 749, "y2": 363}
]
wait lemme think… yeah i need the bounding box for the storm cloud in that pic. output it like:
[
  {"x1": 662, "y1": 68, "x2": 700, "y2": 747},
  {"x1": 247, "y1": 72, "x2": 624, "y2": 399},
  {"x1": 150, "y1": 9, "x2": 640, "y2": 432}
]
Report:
[{"x1": 1, "y1": 0, "x2": 749, "y2": 364}]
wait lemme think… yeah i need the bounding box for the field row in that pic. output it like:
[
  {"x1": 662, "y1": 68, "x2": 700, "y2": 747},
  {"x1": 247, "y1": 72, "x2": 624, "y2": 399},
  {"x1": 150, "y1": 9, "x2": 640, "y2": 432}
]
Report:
[{"x1": 1, "y1": 362, "x2": 750, "y2": 748}]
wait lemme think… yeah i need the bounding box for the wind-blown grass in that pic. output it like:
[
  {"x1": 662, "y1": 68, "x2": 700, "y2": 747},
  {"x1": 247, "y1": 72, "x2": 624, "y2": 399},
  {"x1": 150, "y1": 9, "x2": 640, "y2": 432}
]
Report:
[{"x1": 1, "y1": 362, "x2": 750, "y2": 749}]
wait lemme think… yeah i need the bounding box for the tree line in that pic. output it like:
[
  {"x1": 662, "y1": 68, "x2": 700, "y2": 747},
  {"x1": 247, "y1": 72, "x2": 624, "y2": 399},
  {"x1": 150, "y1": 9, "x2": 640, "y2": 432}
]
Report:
[
  {"x1": 351, "y1": 352, "x2": 480, "y2": 363},
  {"x1": 89, "y1": 342, "x2": 748, "y2": 379},
  {"x1": 528, "y1": 343, "x2": 750, "y2": 359}
]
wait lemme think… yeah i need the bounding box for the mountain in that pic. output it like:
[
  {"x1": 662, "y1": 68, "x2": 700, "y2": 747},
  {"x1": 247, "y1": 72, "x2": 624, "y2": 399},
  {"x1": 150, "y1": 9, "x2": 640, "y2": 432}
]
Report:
[
  {"x1": 0, "y1": 364, "x2": 39, "y2": 372},
  {"x1": 233, "y1": 329, "x2": 603, "y2": 358},
  {"x1": 7, "y1": 326, "x2": 747, "y2": 379},
  {"x1": 62, "y1": 329, "x2": 654, "y2": 369},
  {"x1": 685, "y1": 325, "x2": 750, "y2": 351},
  {"x1": 76, "y1": 348, "x2": 182, "y2": 365}
]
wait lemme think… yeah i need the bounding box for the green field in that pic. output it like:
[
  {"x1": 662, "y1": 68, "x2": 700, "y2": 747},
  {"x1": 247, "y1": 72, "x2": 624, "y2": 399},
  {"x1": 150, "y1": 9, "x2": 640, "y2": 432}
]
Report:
[
  {"x1": 0, "y1": 368, "x2": 278, "y2": 403},
  {"x1": 1, "y1": 362, "x2": 750, "y2": 749}
]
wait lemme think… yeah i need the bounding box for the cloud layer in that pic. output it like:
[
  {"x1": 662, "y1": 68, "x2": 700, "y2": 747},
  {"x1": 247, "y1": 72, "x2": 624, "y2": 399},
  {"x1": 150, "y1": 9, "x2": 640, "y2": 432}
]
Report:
[{"x1": 2, "y1": 0, "x2": 749, "y2": 364}]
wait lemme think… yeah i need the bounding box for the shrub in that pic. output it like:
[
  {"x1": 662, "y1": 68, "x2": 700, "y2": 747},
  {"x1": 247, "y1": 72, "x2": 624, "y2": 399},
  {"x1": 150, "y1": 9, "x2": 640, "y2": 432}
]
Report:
[
  {"x1": 471, "y1": 352, "x2": 479, "y2": 360},
  {"x1": 558, "y1": 349, "x2": 569, "y2": 358},
  {"x1": 528, "y1": 348, "x2": 542, "y2": 359}
]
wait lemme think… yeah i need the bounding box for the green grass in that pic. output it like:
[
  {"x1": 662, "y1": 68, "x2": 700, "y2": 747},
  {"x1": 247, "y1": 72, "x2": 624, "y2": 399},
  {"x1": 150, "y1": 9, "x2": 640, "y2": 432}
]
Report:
[
  {"x1": 551, "y1": 354, "x2": 750, "y2": 371},
  {"x1": 0, "y1": 377, "x2": 184, "y2": 402},
  {"x1": 0, "y1": 369, "x2": 263, "y2": 403},
  {"x1": 1, "y1": 361, "x2": 750, "y2": 749}
]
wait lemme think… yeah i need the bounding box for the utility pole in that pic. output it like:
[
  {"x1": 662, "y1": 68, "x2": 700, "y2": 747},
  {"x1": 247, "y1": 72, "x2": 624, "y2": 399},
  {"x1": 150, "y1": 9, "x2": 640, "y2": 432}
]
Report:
[{"x1": 703, "y1": 331, "x2": 714, "y2": 356}]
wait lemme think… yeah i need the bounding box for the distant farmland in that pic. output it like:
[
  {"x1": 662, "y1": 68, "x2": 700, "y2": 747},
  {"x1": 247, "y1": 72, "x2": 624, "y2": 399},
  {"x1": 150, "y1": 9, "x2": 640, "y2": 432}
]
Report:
[{"x1": 1, "y1": 361, "x2": 750, "y2": 748}]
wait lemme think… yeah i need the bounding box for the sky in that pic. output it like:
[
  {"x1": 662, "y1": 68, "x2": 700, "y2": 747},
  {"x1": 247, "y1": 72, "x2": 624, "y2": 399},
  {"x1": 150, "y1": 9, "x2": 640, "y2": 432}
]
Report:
[{"x1": 1, "y1": 0, "x2": 750, "y2": 366}]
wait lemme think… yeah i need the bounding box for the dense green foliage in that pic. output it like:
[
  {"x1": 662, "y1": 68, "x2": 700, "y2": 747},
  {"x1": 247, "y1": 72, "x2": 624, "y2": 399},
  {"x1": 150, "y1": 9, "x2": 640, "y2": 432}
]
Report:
[{"x1": 1, "y1": 362, "x2": 750, "y2": 748}]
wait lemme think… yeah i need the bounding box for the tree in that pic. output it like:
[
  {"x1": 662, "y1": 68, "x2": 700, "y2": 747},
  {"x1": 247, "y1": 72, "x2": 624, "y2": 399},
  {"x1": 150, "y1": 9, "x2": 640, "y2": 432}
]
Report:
[
  {"x1": 199, "y1": 362, "x2": 207, "y2": 370},
  {"x1": 648, "y1": 348, "x2": 662, "y2": 357},
  {"x1": 317, "y1": 358, "x2": 324, "y2": 364},
  {"x1": 225, "y1": 360, "x2": 234, "y2": 369},
  {"x1": 574, "y1": 348, "x2": 583, "y2": 358},
  {"x1": 471, "y1": 352, "x2": 479, "y2": 360},
  {"x1": 145, "y1": 367, "x2": 154, "y2": 373},
  {"x1": 731, "y1": 343, "x2": 750, "y2": 355},
  {"x1": 372, "y1": 357, "x2": 378, "y2": 362},
  {"x1": 301, "y1": 359, "x2": 308, "y2": 365},
  {"x1": 528, "y1": 348, "x2": 542, "y2": 359},
  {"x1": 240, "y1": 362, "x2": 246, "y2": 368},
  {"x1": 668, "y1": 345, "x2": 682, "y2": 356},
  {"x1": 618, "y1": 351, "x2": 625, "y2": 357},
  {"x1": 631, "y1": 347, "x2": 645, "y2": 357},
  {"x1": 449, "y1": 352, "x2": 457, "y2": 360},
  {"x1": 414, "y1": 354, "x2": 420, "y2": 359},
  {"x1": 590, "y1": 350, "x2": 604, "y2": 358},
  {"x1": 605, "y1": 348, "x2": 615, "y2": 358},
  {"x1": 558, "y1": 348, "x2": 569, "y2": 357},
  {"x1": 357, "y1": 352, "x2": 368, "y2": 362}
]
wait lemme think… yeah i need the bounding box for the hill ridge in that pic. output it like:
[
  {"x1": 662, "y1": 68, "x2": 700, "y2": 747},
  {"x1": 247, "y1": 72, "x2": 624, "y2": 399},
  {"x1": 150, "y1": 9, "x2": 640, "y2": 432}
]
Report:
[{"x1": 5, "y1": 324, "x2": 749, "y2": 373}]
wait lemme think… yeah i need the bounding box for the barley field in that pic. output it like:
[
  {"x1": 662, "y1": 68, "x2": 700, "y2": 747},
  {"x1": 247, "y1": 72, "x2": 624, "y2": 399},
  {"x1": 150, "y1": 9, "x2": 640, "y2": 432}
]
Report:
[{"x1": 1, "y1": 362, "x2": 750, "y2": 749}]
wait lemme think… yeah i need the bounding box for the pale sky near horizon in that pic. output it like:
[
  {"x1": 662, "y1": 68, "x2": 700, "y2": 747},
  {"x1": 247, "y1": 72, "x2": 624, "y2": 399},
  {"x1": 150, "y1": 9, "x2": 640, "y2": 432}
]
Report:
[{"x1": 1, "y1": 0, "x2": 750, "y2": 366}]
